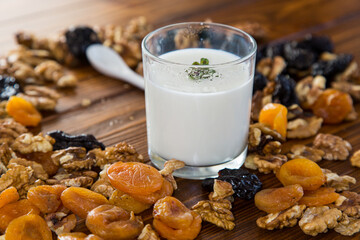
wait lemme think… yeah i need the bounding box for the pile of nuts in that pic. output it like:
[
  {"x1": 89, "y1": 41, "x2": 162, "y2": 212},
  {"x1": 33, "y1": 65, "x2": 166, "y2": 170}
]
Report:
[{"x1": 245, "y1": 35, "x2": 360, "y2": 237}]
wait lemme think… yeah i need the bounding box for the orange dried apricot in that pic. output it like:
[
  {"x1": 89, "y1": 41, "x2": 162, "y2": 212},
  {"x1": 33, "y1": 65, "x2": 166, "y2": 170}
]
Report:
[
  {"x1": 254, "y1": 184, "x2": 304, "y2": 213},
  {"x1": 276, "y1": 158, "x2": 325, "y2": 190},
  {"x1": 0, "y1": 187, "x2": 19, "y2": 209},
  {"x1": 0, "y1": 199, "x2": 40, "y2": 233},
  {"x1": 5, "y1": 214, "x2": 51, "y2": 240},
  {"x1": 131, "y1": 179, "x2": 174, "y2": 205},
  {"x1": 60, "y1": 187, "x2": 109, "y2": 219},
  {"x1": 86, "y1": 204, "x2": 144, "y2": 240},
  {"x1": 109, "y1": 189, "x2": 152, "y2": 214},
  {"x1": 6, "y1": 96, "x2": 42, "y2": 127},
  {"x1": 312, "y1": 89, "x2": 353, "y2": 124},
  {"x1": 27, "y1": 185, "x2": 67, "y2": 214},
  {"x1": 153, "y1": 196, "x2": 202, "y2": 240},
  {"x1": 153, "y1": 196, "x2": 194, "y2": 229},
  {"x1": 298, "y1": 187, "x2": 340, "y2": 207},
  {"x1": 107, "y1": 162, "x2": 163, "y2": 196},
  {"x1": 259, "y1": 103, "x2": 288, "y2": 138}
]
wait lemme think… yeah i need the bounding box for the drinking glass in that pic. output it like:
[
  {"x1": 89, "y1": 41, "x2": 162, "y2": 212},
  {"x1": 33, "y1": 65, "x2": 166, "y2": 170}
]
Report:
[{"x1": 142, "y1": 22, "x2": 256, "y2": 179}]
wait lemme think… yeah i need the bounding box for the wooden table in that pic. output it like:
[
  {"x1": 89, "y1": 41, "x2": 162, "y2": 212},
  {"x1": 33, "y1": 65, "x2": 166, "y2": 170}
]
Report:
[{"x1": 2, "y1": 0, "x2": 360, "y2": 239}]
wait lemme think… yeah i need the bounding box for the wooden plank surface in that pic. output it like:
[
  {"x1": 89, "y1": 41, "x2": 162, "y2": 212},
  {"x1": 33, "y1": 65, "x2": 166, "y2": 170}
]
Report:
[{"x1": 2, "y1": 0, "x2": 360, "y2": 239}]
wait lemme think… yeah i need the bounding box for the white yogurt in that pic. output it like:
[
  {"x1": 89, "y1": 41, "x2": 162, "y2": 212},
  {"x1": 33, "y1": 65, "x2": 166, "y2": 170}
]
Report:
[{"x1": 145, "y1": 48, "x2": 253, "y2": 166}]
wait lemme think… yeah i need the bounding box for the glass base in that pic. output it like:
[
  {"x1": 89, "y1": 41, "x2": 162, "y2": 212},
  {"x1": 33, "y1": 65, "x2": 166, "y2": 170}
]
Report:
[{"x1": 149, "y1": 147, "x2": 247, "y2": 180}]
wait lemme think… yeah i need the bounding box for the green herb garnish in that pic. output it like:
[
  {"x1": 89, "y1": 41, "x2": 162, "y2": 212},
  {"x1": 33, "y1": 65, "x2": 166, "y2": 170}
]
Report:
[{"x1": 186, "y1": 58, "x2": 216, "y2": 80}]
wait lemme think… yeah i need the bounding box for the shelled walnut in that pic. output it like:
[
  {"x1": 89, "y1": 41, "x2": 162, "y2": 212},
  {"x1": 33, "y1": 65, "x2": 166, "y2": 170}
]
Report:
[
  {"x1": 0, "y1": 163, "x2": 33, "y2": 192},
  {"x1": 336, "y1": 191, "x2": 360, "y2": 218},
  {"x1": 256, "y1": 56, "x2": 286, "y2": 81},
  {"x1": 313, "y1": 133, "x2": 352, "y2": 161},
  {"x1": 51, "y1": 147, "x2": 94, "y2": 172},
  {"x1": 45, "y1": 212, "x2": 77, "y2": 235},
  {"x1": 0, "y1": 143, "x2": 16, "y2": 173},
  {"x1": 295, "y1": 75, "x2": 326, "y2": 109},
  {"x1": 46, "y1": 170, "x2": 97, "y2": 188},
  {"x1": 159, "y1": 159, "x2": 185, "y2": 190},
  {"x1": 0, "y1": 118, "x2": 28, "y2": 145},
  {"x1": 89, "y1": 142, "x2": 144, "y2": 169},
  {"x1": 350, "y1": 150, "x2": 360, "y2": 167},
  {"x1": 334, "y1": 214, "x2": 360, "y2": 236},
  {"x1": 253, "y1": 154, "x2": 287, "y2": 174},
  {"x1": 256, "y1": 205, "x2": 306, "y2": 230},
  {"x1": 11, "y1": 133, "x2": 54, "y2": 154},
  {"x1": 91, "y1": 164, "x2": 115, "y2": 198},
  {"x1": 17, "y1": 85, "x2": 60, "y2": 111},
  {"x1": 248, "y1": 123, "x2": 284, "y2": 155},
  {"x1": 192, "y1": 180, "x2": 235, "y2": 230},
  {"x1": 287, "y1": 144, "x2": 324, "y2": 162},
  {"x1": 286, "y1": 116, "x2": 323, "y2": 139},
  {"x1": 138, "y1": 224, "x2": 160, "y2": 240},
  {"x1": 298, "y1": 206, "x2": 342, "y2": 236},
  {"x1": 8, "y1": 158, "x2": 48, "y2": 180},
  {"x1": 322, "y1": 169, "x2": 356, "y2": 192},
  {"x1": 34, "y1": 60, "x2": 77, "y2": 87}
]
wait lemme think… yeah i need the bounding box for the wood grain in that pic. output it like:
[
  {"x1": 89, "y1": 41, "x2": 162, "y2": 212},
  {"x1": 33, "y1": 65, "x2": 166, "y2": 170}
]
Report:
[{"x1": 2, "y1": 0, "x2": 360, "y2": 239}]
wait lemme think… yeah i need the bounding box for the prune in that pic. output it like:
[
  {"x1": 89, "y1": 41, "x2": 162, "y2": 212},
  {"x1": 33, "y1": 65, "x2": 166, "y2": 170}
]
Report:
[
  {"x1": 256, "y1": 42, "x2": 285, "y2": 63},
  {"x1": 0, "y1": 75, "x2": 22, "y2": 101},
  {"x1": 297, "y1": 35, "x2": 334, "y2": 54},
  {"x1": 202, "y1": 168, "x2": 262, "y2": 200},
  {"x1": 272, "y1": 74, "x2": 299, "y2": 107},
  {"x1": 253, "y1": 71, "x2": 268, "y2": 94},
  {"x1": 311, "y1": 54, "x2": 353, "y2": 85},
  {"x1": 47, "y1": 130, "x2": 105, "y2": 151},
  {"x1": 283, "y1": 42, "x2": 316, "y2": 70},
  {"x1": 65, "y1": 26, "x2": 100, "y2": 63}
]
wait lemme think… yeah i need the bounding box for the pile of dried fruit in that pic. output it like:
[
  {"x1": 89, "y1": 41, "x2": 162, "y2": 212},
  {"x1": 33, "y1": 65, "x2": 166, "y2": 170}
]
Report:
[{"x1": 241, "y1": 34, "x2": 360, "y2": 237}]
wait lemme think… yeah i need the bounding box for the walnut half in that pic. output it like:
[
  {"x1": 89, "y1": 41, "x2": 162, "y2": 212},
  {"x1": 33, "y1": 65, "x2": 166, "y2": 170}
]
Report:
[
  {"x1": 257, "y1": 205, "x2": 306, "y2": 230},
  {"x1": 313, "y1": 133, "x2": 352, "y2": 161},
  {"x1": 298, "y1": 206, "x2": 342, "y2": 236}
]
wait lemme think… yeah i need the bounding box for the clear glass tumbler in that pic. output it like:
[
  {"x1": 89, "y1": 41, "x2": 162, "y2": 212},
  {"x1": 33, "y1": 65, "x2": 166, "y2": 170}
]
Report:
[{"x1": 142, "y1": 22, "x2": 256, "y2": 179}]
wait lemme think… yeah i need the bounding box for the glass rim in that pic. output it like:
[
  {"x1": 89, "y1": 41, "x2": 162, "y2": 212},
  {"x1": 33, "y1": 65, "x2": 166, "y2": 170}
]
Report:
[{"x1": 141, "y1": 22, "x2": 257, "y2": 67}]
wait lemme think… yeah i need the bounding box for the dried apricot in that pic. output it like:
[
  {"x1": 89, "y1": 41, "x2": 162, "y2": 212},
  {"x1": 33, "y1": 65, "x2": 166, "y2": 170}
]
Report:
[
  {"x1": 131, "y1": 179, "x2": 174, "y2": 205},
  {"x1": 5, "y1": 214, "x2": 51, "y2": 240},
  {"x1": 254, "y1": 184, "x2": 304, "y2": 213},
  {"x1": 107, "y1": 162, "x2": 163, "y2": 196},
  {"x1": 0, "y1": 199, "x2": 40, "y2": 233},
  {"x1": 60, "y1": 187, "x2": 109, "y2": 219},
  {"x1": 312, "y1": 89, "x2": 353, "y2": 124},
  {"x1": 259, "y1": 103, "x2": 288, "y2": 138},
  {"x1": 86, "y1": 204, "x2": 143, "y2": 240},
  {"x1": 6, "y1": 96, "x2": 42, "y2": 127},
  {"x1": 27, "y1": 185, "x2": 67, "y2": 214},
  {"x1": 0, "y1": 187, "x2": 19, "y2": 209},
  {"x1": 153, "y1": 196, "x2": 202, "y2": 240},
  {"x1": 153, "y1": 196, "x2": 193, "y2": 229},
  {"x1": 298, "y1": 187, "x2": 340, "y2": 207},
  {"x1": 276, "y1": 158, "x2": 325, "y2": 190},
  {"x1": 109, "y1": 189, "x2": 151, "y2": 214}
]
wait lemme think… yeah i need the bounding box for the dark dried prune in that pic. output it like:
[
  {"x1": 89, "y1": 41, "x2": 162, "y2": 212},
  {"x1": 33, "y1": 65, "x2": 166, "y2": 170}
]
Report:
[
  {"x1": 253, "y1": 71, "x2": 268, "y2": 95},
  {"x1": 283, "y1": 42, "x2": 316, "y2": 70},
  {"x1": 272, "y1": 74, "x2": 299, "y2": 107},
  {"x1": 65, "y1": 26, "x2": 100, "y2": 63},
  {"x1": 0, "y1": 75, "x2": 22, "y2": 101},
  {"x1": 297, "y1": 35, "x2": 334, "y2": 54},
  {"x1": 202, "y1": 168, "x2": 262, "y2": 200},
  {"x1": 311, "y1": 54, "x2": 353, "y2": 79},
  {"x1": 47, "y1": 130, "x2": 105, "y2": 151},
  {"x1": 256, "y1": 42, "x2": 285, "y2": 63}
]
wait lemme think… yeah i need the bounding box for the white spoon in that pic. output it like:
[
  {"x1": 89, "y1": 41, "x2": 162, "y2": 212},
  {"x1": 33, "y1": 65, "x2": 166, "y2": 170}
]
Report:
[{"x1": 86, "y1": 44, "x2": 145, "y2": 90}]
